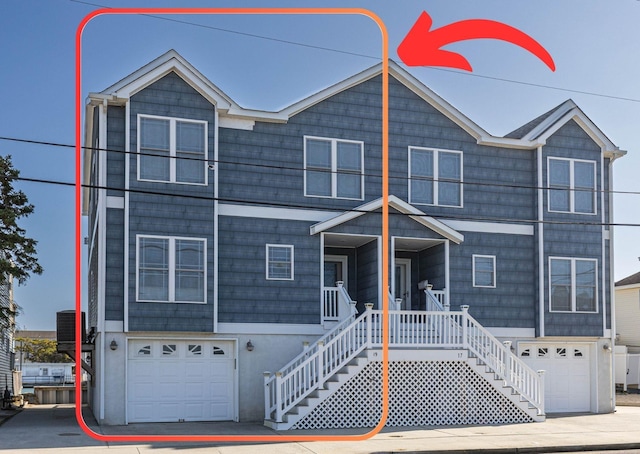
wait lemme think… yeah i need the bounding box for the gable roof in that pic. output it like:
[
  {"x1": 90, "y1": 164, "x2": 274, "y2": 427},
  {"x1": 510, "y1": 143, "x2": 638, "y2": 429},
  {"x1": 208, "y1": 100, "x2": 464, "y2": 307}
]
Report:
[
  {"x1": 616, "y1": 271, "x2": 640, "y2": 288},
  {"x1": 310, "y1": 195, "x2": 464, "y2": 244}
]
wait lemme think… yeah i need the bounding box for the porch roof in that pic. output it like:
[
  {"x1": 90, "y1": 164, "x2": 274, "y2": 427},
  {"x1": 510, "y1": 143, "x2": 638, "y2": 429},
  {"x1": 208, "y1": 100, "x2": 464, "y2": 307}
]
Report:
[{"x1": 309, "y1": 195, "x2": 464, "y2": 244}]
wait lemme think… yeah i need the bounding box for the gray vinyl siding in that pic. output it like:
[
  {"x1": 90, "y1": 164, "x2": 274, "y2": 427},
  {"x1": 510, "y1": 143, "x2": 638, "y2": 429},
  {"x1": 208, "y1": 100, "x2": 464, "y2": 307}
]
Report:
[
  {"x1": 126, "y1": 72, "x2": 216, "y2": 332},
  {"x1": 218, "y1": 75, "x2": 383, "y2": 212},
  {"x1": 388, "y1": 78, "x2": 536, "y2": 221},
  {"x1": 419, "y1": 244, "x2": 446, "y2": 291},
  {"x1": 542, "y1": 120, "x2": 605, "y2": 337},
  {"x1": 105, "y1": 208, "x2": 124, "y2": 321},
  {"x1": 0, "y1": 280, "x2": 12, "y2": 380},
  {"x1": 449, "y1": 232, "x2": 536, "y2": 329},
  {"x1": 356, "y1": 240, "x2": 379, "y2": 310},
  {"x1": 106, "y1": 106, "x2": 125, "y2": 196},
  {"x1": 126, "y1": 190, "x2": 215, "y2": 332},
  {"x1": 217, "y1": 216, "x2": 320, "y2": 324}
]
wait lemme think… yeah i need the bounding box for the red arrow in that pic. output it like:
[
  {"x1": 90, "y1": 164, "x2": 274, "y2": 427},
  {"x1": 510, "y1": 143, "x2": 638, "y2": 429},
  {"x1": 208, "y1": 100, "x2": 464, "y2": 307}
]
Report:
[{"x1": 397, "y1": 11, "x2": 555, "y2": 72}]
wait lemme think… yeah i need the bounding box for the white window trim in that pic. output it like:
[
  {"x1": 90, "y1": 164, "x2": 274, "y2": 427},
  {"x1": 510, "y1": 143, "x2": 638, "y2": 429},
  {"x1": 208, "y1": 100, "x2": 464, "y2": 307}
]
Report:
[
  {"x1": 137, "y1": 114, "x2": 208, "y2": 186},
  {"x1": 266, "y1": 244, "x2": 294, "y2": 281},
  {"x1": 547, "y1": 157, "x2": 597, "y2": 215},
  {"x1": 472, "y1": 254, "x2": 496, "y2": 288},
  {"x1": 303, "y1": 135, "x2": 364, "y2": 201},
  {"x1": 548, "y1": 256, "x2": 598, "y2": 313},
  {"x1": 408, "y1": 146, "x2": 463, "y2": 208},
  {"x1": 136, "y1": 234, "x2": 207, "y2": 304}
]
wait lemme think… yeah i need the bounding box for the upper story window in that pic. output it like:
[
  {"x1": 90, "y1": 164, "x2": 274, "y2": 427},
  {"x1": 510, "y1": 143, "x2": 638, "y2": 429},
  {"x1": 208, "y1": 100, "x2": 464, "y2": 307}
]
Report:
[
  {"x1": 266, "y1": 244, "x2": 294, "y2": 280},
  {"x1": 409, "y1": 147, "x2": 462, "y2": 207},
  {"x1": 304, "y1": 136, "x2": 364, "y2": 200},
  {"x1": 548, "y1": 157, "x2": 596, "y2": 214},
  {"x1": 473, "y1": 255, "x2": 496, "y2": 288},
  {"x1": 549, "y1": 257, "x2": 597, "y2": 313},
  {"x1": 137, "y1": 235, "x2": 206, "y2": 303},
  {"x1": 138, "y1": 114, "x2": 207, "y2": 185}
]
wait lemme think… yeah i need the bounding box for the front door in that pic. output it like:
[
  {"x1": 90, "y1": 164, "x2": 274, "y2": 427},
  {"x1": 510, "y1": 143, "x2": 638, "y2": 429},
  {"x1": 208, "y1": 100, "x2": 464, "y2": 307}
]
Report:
[
  {"x1": 324, "y1": 255, "x2": 347, "y2": 288},
  {"x1": 395, "y1": 258, "x2": 411, "y2": 310}
]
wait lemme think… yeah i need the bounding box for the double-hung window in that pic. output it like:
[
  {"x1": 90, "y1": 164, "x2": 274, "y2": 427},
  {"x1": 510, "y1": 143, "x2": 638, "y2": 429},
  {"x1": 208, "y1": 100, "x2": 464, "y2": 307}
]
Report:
[
  {"x1": 473, "y1": 255, "x2": 496, "y2": 288},
  {"x1": 548, "y1": 158, "x2": 596, "y2": 214},
  {"x1": 138, "y1": 114, "x2": 207, "y2": 184},
  {"x1": 304, "y1": 136, "x2": 364, "y2": 200},
  {"x1": 266, "y1": 244, "x2": 294, "y2": 280},
  {"x1": 409, "y1": 147, "x2": 462, "y2": 207},
  {"x1": 549, "y1": 257, "x2": 597, "y2": 312},
  {"x1": 137, "y1": 235, "x2": 206, "y2": 303}
]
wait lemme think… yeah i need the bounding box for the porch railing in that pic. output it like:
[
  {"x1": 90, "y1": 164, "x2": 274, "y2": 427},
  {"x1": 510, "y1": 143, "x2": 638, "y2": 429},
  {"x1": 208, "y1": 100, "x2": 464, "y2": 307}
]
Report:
[
  {"x1": 264, "y1": 306, "x2": 544, "y2": 422},
  {"x1": 323, "y1": 281, "x2": 356, "y2": 322}
]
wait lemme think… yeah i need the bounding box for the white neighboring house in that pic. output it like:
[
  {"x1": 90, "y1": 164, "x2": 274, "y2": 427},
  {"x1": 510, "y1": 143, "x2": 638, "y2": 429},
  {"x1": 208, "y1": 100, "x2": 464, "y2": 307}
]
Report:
[
  {"x1": 615, "y1": 271, "x2": 640, "y2": 391},
  {"x1": 615, "y1": 271, "x2": 640, "y2": 353}
]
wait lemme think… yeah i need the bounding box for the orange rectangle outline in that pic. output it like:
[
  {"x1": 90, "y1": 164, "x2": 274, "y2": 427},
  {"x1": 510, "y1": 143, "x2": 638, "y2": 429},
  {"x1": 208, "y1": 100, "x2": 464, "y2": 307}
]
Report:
[{"x1": 76, "y1": 7, "x2": 389, "y2": 443}]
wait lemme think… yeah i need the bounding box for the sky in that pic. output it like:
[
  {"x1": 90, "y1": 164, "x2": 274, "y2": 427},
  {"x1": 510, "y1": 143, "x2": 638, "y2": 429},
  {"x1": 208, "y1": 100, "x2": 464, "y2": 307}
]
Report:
[{"x1": 1, "y1": 0, "x2": 639, "y2": 331}]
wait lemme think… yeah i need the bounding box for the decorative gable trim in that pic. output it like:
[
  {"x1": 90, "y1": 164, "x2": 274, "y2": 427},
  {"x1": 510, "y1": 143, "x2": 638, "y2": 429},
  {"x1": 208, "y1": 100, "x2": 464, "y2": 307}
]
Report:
[{"x1": 310, "y1": 195, "x2": 464, "y2": 244}]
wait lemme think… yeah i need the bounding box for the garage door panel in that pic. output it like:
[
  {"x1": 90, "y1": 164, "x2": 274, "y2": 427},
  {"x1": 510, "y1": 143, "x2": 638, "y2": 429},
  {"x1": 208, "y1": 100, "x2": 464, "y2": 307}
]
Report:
[
  {"x1": 128, "y1": 340, "x2": 235, "y2": 423},
  {"x1": 520, "y1": 343, "x2": 591, "y2": 413}
]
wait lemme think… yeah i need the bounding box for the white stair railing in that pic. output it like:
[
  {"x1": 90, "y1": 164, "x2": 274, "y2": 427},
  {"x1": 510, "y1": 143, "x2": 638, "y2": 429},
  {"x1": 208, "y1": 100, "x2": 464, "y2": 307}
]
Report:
[
  {"x1": 323, "y1": 281, "x2": 357, "y2": 322},
  {"x1": 265, "y1": 306, "x2": 544, "y2": 423},
  {"x1": 459, "y1": 306, "x2": 544, "y2": 415}
]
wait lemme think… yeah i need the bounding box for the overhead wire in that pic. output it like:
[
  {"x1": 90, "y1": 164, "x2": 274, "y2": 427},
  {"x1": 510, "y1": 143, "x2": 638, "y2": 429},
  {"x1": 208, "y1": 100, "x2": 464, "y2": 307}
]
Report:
[{"x1": 2, "y1": 135, "x2": 639, "y2": 197}]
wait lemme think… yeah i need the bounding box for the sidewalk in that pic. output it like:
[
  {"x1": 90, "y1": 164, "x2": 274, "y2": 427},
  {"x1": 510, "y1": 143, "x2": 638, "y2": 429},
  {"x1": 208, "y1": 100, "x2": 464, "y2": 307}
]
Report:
[{"x1": 3, "y1": 403, "x2": 640, "y2": 453}]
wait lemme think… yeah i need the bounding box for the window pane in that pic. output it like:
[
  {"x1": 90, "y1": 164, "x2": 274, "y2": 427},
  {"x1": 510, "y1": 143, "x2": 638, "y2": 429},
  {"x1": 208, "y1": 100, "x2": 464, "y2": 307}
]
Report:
[
  {"x1": 139, "y1": 238, "x2": 169, "y2": 301},
  {"x1": 439, "y1": 152, "x2": 461, "y2": 180},
  {"x1": 574, "y1": 162, "x2": 595, "y2": 213},
  {"x1": 175, "y1": 271, "x2": 204, "y2": 302},
  {"x1": 140, "y1": 152, "x2": 170, "y2": 181},
  {"x1": 337, "y1": 172, "x2": 361, "y2": 199},
  {"x1": 306, "y1": 139, "x2": 331, "y2": 168},
  {"x1": 176, "y1": 240, "x2": 204, "y2": 270},
  {"x1": 306, "y1": 170, "x2": 332, "y2": 196},
  {"x1": 575, "y1": 260, "x2": 596, "y2": 286},
  {"x1": 176, "y1": 151, "x2": 205, "y2": 183},
  {"x1": 411, "y1": 179, "x2": 433, "y2": 204},
  {"x1": 139, "y1": 269, "x2": 169, "y2": 301},
  {"x1": 140, "y1": 118, "x2": 170, "y2": 181},
  {"x1": 411, "y1": 149, "x2": 433, "y2": 177},
  {"x1": 576, "y1": 286, "x2": 596, "y2": 311},
  {"x1": 439, "y1": 181, "x2": 461, "y2": 206},
  {"x1": 550, "y1": 188, "x2": 570, "y2": 212},
  {"x1": 140, "y1": 238, "x2": 169, "y2": 268},
  {"x1": 176, "y1": 122, "x2": 204, "y2": 153},
  {"x1": 140, "y1": 118, "x2": 169, "y2": 150},
  {"x1": 337, "y1": 142, "x2": 361, "y2": 171},
  {"x1": 268, "y1": 246, "x2": 292, "y2": 279},
  {"x1": 549, "y1": 160, "x2": 570, "y2": 186},
  {"x1": 474, "y1": 257, "x2": 494, "y2": 287},
  {"x1": 550, "y1": 259, "x2": 571, "y2": 311}
]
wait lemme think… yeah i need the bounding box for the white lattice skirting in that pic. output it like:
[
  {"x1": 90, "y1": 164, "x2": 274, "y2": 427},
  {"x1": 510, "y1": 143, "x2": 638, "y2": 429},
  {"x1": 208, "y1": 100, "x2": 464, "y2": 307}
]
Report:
[{"x1": 292, "y1": 360, "x2": 534, "y2": 429}]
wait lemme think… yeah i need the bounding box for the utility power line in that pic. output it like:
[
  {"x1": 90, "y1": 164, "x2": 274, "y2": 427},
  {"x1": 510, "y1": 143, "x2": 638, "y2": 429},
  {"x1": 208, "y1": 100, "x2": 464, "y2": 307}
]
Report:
[{"x1": 2, "y1": 135, "x2": 639, "y2": 197}]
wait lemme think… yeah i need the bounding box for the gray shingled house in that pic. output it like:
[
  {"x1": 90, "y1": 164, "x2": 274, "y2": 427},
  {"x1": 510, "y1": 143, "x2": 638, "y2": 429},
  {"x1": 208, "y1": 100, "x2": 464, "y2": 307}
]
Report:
[{"x1": 82, "y1": 50, "x2": 625, "y2": 428}]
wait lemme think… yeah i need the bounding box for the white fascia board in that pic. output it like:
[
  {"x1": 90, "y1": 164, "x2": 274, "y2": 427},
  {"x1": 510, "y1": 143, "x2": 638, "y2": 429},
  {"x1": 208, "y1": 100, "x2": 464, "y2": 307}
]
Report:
[
  {"x1": 441, "y1": 219, "x2": 534, "y2": 236},
  {"x1": 536, "y1": 108, "x2": 621, "y2": 155},
  {"x1": 486, "y1": 327, "x2": 536, "y2": 338},
  {"x1": 216, "y1": 323, "x2": 326, "y2": 336},
  {"x1": 81, "y1": 102, "x2": 95, "y2": 215},
  {"x1": 389, "y1": 63, "x2": 488, "y2": 141},
  {"x1": 219, "y1": 204, "x2": 340, "y2": 222},
  {"x1": 310, "y1": 195, "x2": 464, "y2": 244},
  {"x1": 523, "y1": 100, "x2": 577, "y2": 142},
  {"x1": 615, "y1": 283, "x2": 640, "y2": 291},
  {"x1": 280, "y1": 64, "x2": 382, "y2": 118}
]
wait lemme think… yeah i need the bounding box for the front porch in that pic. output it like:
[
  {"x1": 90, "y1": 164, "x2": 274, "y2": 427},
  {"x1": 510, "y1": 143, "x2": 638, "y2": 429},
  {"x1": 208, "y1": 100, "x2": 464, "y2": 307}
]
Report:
[{"x1": 264, "y1": 305, "x2": 545, "y2": 430}]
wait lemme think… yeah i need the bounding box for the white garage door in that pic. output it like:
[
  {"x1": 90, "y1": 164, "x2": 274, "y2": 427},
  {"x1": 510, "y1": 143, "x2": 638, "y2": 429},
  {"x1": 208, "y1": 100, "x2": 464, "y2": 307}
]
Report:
[
  {"x1": 519, "y1": 343, "x2": 591, "y2": 413},
  {"x1": 128, "y1": 339, "x2": 236, "y2": 423}
]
